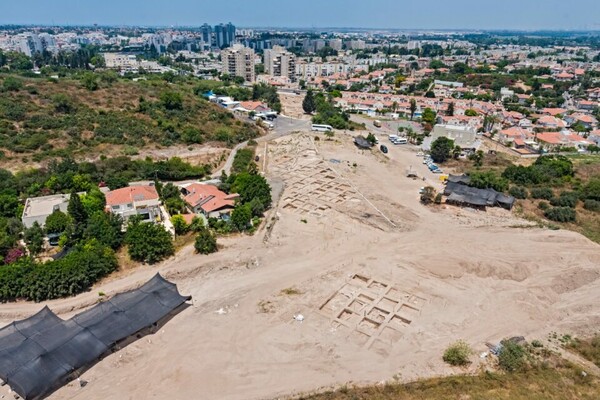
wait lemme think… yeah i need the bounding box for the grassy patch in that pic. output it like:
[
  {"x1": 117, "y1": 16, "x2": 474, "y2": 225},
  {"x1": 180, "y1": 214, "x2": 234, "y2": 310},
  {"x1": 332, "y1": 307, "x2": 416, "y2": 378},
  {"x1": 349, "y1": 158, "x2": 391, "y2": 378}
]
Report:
[
  {"x1": 280, "y1": 287, "x2": 303, "y2": 296},
  {"x1": 293, "y1": 362, "x2": 599, "y2": 400},
  {"x1": 565, "y1": 334, "x2": 600, "y2": 368}
]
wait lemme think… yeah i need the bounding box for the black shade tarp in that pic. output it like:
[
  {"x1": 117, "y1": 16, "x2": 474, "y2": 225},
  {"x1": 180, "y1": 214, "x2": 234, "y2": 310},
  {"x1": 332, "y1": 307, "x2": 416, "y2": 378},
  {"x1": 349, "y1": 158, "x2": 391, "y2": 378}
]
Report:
[
  {"x1": 444, "y1": 181, "x2": 515, "y2": 210},
  {"x1": 0, "y1": 274, "x2": 191, "y2": 400}
]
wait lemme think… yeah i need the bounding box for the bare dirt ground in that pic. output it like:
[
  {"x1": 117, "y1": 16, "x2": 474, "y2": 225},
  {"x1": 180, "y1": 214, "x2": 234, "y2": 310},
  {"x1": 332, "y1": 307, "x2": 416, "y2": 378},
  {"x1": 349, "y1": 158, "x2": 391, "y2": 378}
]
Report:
[
  {"x1": 2, "y1": 131, "x2": 600, "y2": 400},
  {"x1": 279, "y1": 92, "x2": 311, "y2": 120}
]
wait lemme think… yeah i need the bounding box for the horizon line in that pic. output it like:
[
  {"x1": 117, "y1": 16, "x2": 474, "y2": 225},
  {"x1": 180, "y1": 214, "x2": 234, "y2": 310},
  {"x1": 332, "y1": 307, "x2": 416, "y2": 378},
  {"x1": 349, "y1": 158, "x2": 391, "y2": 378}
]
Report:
[{"x1": 1, "y1": 23, "x2": 600, "y2": 34}]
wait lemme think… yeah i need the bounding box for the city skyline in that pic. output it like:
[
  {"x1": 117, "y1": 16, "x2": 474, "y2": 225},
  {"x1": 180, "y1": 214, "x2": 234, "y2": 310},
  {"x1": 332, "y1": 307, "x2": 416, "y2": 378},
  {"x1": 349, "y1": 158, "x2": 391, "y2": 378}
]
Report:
[{"x1": 1, "y1": 0, "x2": 600, "y2": 31}]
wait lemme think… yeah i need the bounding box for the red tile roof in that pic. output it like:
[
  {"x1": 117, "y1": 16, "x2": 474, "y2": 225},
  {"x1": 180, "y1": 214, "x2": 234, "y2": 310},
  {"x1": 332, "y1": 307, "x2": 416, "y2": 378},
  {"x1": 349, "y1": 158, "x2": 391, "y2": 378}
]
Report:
[
  {"x1": 183, "y1": 183, "x2": 238, "y2": 213},
  {"x1": 105, "y1": 185, "x2": 159, "y2": 207}
]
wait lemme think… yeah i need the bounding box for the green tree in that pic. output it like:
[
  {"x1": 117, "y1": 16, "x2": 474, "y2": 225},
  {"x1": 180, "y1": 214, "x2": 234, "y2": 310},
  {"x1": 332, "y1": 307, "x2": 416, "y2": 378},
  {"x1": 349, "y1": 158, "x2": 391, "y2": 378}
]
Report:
[
  {"x1": 302, "y1": 90, "x2": 316, "y2": 114},
  {"x1": 68, "y1": 192, "x2": 88, "y2": 240},
  {"x1": 160, "y1": 91, "x2": 184, "y2": 110},
  {"x1": 125, "y1": 218, "x2": 174, "y2": 264},
  {"x1": 81, "y1": 72, "x2": 99, "y2": 91},
  {"x1": 452, "y1": 145, "x2": 462, "y2": 159},
  {"x1": 231, "y1": 204, "x2": 252, "y2": 231},
  {"x1": 232, "y1": 173, "x2": 272, "y2": 209},
  {"x1": 85, "y1": 211, "x2": 123, "y2": 250},
  {"x1": 409, "y1": 98, "x2": 417, "y2": 120},
  {"x1": 430, "y1": 137, "x2": 454, "y2": 163},
  {"x1": 421, "y1": 107, "x2": 437, "y2": 125},
  {"x1": 464, "y1": 108, "x2": 478, "y2": 116},
  {"x1": 469, "y1": 150, "x2": 485, "y2": 167},
  {"x1": 171, "y1": 214, "x2": 189, "y2": 235},
  {"x1": 24, "y1": 222, "x2": 44, "y2": 256},
  {"x1": 80, "y1": 187, "x2": 106, "y2": 215},
  {"x1": 447, "y1": 102, "x2": 455, "y2": 116},
  {"x1": 366, "y1": 132, "x2": 377, "y2": 145},
  {"x1": 44, "y1": 210, "x2": 72, "y2": 235},
  {"x1": 194, "y1": 227, "x2": 218, "y2": 254}
]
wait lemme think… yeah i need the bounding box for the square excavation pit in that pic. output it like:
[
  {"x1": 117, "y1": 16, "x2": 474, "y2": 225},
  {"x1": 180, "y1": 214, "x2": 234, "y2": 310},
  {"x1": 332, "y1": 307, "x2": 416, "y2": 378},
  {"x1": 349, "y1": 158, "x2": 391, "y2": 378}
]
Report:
[
  {"x1": 378, "y1": 297, "x2": 400, "y2": 313},
  {"x1": 386, "y1": 287, "x2": 402, "y2": 299},
  {"x1": 351, "y1": 274, "x2": 370, "y2": 286},
  {"x1": 338, "y1": 284, "x2": 361, "y2": 297},
  {"x1": 397, "y1": 304, "x2": 420, "y2": 319},
  {"x1": 368, "y1": 280, "x2": 388, "y2": 292},
  {"x1": 338, "y1": 309, "x2": 362, "y2": 326},
  {"x1": 366, "y1": 307, "x2": 390, "y2": 323},
  {"x1": 349, "y1": 299, "x2": 367, "y2": 313},
  {"x1": 389, "y1": 315, "x2": 411, "y2": 330},
  {"x1": 379, "y1": 326, "x2": 404, "y2": 343},
  {"x1": 357, "y1": 293, "x2": 376, "y2": 304},
  {"x1": 320, "y1": 292, "x2": 351, "y2": 314},
  {"x1": 357, "y1": 317, "x2": 381, "y2": 335},
  {"x1": 407, "y1": 295, "x2": 427, "y2": 309}
]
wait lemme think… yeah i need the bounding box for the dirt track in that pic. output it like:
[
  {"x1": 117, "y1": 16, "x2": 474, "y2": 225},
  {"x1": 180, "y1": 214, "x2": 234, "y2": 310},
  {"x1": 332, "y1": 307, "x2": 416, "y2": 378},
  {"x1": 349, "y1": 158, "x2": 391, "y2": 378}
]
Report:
[{"x1": 2, "y1": 131, "x2": 600, "y2": 400}]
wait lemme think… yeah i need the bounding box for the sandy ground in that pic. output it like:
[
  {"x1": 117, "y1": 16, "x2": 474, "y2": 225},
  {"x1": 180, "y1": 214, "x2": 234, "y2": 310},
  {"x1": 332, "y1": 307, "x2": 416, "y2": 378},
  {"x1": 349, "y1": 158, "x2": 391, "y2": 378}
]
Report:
[{"x1": 2, "y1": 130, "x2": 600, "y2": 400}]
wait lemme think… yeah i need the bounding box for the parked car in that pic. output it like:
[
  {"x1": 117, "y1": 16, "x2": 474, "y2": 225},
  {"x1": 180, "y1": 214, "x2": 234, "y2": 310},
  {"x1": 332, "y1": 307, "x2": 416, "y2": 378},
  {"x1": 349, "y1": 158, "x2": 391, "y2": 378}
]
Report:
[
  {"x1": 380, "y1": 144, "x2": 388, "y2": 154},
  {"x1": 416, "y1": 152, "x2": 424, "y2": 157}
]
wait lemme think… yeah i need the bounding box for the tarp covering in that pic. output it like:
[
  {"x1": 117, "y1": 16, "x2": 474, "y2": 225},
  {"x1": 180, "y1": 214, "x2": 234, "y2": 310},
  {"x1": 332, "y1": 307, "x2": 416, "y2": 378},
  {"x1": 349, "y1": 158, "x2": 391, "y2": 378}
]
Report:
[
  {"x1": 444, "y1": 181, "x2": 515, "y2": 210},
  {"x1": 447, "y1": 174, "x2": 471, "y2": 185},
  {"x1": 0, "y1": 274, "x2": 190, "y2": 400}
]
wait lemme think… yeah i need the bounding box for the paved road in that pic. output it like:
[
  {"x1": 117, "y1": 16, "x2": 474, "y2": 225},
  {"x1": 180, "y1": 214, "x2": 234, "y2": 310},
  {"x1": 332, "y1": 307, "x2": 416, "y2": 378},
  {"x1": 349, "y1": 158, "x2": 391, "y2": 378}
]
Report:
[
  {"x1": 212, "y1": 115, "x2": 310, "y2": 177},
  {"x1": 350, "y1": 114, "x2": 423, "y2": 138}
]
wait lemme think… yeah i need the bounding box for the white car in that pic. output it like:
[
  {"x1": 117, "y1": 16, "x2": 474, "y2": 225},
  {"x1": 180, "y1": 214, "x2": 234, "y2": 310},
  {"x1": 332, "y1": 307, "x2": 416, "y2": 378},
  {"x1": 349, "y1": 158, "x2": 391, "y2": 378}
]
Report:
[{"x1": 416, "y1": 152, "x2": 424, "y2": 157}]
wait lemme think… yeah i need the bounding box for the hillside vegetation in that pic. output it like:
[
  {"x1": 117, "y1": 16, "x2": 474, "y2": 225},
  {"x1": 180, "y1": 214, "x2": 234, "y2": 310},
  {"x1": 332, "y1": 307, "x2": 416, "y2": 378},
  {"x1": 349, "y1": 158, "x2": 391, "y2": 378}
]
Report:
[
  {"x1": 0, "y1": 72, "x2": 260, "y2": 167},
  {"x1": 293, "y1": 338, "x2": 600, "y2": 400}
]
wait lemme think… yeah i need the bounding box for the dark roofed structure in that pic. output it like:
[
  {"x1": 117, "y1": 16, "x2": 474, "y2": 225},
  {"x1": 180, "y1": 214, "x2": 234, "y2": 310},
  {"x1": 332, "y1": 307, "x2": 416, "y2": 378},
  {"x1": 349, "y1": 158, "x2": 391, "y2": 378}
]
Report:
[
  {"x1": 447, "y1": 174, "x2": 471, "y2": 185},
  {"x1": 444, "y1": 181, "x2": 515, "y2": 210},
  {"x1": 353, "y1": 135, "x2": 373, "y2": 149},
  {"x1": 0, "y1": 274, "x2": 191, "y2": 400}
]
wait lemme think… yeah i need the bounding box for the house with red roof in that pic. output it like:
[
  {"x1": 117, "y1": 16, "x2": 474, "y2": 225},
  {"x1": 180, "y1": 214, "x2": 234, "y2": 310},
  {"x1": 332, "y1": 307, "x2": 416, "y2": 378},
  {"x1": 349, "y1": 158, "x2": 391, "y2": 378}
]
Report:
[
  {"x1": 181, "y1": 183, "x2": 239, "y2": 219},
  {"x1": 536, "y1": 115, "x2": 566, "y2": 129},
  {"x1": 105, "y1": 185, "x2": 162, "y2": 223}
]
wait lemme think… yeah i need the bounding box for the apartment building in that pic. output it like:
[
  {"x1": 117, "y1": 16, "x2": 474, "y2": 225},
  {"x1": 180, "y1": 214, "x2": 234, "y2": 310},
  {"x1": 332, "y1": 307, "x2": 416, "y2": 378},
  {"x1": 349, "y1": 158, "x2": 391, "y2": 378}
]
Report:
[
  {"x1": 221, "y1": 44, "x2": 256, "y2": 82},
  {"x1": 263, "y1": 45, "x2": 297, "y2": 82}
]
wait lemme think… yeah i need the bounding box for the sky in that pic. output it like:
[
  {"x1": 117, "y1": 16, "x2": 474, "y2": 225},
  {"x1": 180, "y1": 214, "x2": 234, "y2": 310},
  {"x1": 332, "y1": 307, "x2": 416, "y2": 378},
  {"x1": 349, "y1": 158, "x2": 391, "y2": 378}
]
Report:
[{"x1": 1, "y1": 0, "x2": 600, "y2": 30}]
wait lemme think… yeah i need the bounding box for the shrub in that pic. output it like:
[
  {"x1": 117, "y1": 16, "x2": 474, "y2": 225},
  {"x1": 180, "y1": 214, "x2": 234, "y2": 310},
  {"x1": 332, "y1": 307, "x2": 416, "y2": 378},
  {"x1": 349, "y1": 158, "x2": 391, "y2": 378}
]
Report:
[
  {"x1": 125, "y1": 218, "x2": 174, "y2": 264},
  {"x1": 538, "y1": 201, "x2": 550, "y2": 210},
  {"x1": 469, "y1": 171, "x2": 509, "y2": 192},
  {"x1": 509, "y1": 186, "x2": 528, "y2": 199},
  {"x1": 171, "y1": 214, "x2": 189, "y2": 235},
  {"x1": 584, "y1": 199, "x2": 600, "y2": 212},
  {"x1": 420, "y1": 186, "x2": 436, "y2": 205},
  {"x1": 550, "y1": 191, "x2": 578, "y2": 208},
  {"x1": 443, "y1": 340, "x2": 472, "y2": 366},
  {"x1": 434, "y1": 193, "x2": 443, "y2": 204},
  {"x1": 531, "y1": 187, "x2": 553, "y2": 200},
  {"x1": 194, "y1": 227, "x2": 218, "y2": 254},
  {"x1": 0, "y1": 241, "x2": 117, "y2": 302},
  {"x1": 498, "y1": 340, "x2": 526, "y2": 372},
  {"x1": 544, "y1": 207, "x2": 576, "y2": 222}
]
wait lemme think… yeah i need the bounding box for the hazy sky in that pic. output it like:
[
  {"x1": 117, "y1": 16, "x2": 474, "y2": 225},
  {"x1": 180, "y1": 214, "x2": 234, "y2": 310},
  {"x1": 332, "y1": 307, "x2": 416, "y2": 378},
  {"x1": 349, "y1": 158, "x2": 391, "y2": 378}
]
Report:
[{"x1": 2, "y1": 0, "x2": 600, "y2": 30}]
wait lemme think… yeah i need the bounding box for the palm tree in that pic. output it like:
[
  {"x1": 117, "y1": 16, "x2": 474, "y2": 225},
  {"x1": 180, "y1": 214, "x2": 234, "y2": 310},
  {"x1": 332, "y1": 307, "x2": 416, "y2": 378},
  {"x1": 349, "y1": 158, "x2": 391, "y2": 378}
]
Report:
[{"x1": 409, "y1": 99, "x2": 417, "y2": 120}]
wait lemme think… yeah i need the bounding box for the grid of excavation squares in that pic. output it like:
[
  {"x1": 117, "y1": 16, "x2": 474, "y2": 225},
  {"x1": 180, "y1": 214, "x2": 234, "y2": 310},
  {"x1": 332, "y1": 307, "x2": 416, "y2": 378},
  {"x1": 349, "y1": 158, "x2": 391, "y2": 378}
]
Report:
[
  {"x1": 277, "y1": 160, "x2": 361, "y2": 217},
  {"x1": 319, "y1": 274, "x2": 426, "y2": 349}
]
